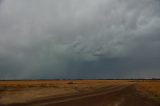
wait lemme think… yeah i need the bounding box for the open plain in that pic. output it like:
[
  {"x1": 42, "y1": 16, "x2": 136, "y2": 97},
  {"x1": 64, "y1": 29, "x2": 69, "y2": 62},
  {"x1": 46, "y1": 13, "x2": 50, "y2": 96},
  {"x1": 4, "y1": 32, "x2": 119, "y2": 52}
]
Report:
[{"x1": 0, "y1": 80, "x2": 159, "y2": 106}]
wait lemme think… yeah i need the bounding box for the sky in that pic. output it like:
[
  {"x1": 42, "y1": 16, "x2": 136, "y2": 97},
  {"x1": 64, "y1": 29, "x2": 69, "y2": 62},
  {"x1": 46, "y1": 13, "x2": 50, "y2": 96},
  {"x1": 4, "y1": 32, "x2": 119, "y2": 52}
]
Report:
[{"x1": 0, "y1": 0, "x2": 160, "y2": 79}]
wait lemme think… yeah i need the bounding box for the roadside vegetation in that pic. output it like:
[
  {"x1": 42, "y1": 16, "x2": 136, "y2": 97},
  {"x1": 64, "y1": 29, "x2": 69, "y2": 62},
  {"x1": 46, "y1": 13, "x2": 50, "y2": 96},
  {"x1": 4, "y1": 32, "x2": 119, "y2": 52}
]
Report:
[{"x1": 136, "y1": 80, "x2": 160, "y2": 102}]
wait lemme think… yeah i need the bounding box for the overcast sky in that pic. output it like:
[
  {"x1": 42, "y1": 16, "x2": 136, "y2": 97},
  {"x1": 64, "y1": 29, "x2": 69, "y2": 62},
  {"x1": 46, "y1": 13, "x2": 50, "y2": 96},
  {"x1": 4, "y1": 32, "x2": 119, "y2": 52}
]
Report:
[{"x1": 0, "y1": 0, "x2": 160, "y2": 79}]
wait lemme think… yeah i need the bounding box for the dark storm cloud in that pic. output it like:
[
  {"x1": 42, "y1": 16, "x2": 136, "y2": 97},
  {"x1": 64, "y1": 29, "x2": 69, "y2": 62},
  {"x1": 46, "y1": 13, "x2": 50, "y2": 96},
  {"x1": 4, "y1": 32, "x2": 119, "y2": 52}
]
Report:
[{"x1": 0, "y1": 0, "x2": 160, "y2": 79}]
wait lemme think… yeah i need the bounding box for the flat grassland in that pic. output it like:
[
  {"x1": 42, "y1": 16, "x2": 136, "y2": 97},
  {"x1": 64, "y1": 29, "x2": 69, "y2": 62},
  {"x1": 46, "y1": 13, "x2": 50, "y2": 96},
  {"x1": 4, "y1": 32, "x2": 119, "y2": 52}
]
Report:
[
  {"x1": 0, "y1": 80, "x2": 159, "y2": 105},
  {"x1": 136, "y1": 80, "x2": 160, "y2": 101}
]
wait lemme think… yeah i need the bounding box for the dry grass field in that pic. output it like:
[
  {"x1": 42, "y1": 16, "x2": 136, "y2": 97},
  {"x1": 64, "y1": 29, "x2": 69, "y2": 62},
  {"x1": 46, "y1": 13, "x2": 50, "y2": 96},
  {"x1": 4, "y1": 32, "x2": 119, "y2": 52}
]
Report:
[
  {"x1": 136, "y1": 80, "x2": 160, "y2": 101},
  {"x1": 0, "y1": 80, "x2": 159, "y2": 105},
  {"x1": 0, "y1": 80, "x2": 131, "y2": 105}
]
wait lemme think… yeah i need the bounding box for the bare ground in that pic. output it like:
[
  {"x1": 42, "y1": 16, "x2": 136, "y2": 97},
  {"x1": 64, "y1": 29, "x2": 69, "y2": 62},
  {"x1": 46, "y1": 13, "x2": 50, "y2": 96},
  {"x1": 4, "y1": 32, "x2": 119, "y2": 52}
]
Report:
[{"x1": 1, "y1": 84, "x2": 159, "y2": 106}]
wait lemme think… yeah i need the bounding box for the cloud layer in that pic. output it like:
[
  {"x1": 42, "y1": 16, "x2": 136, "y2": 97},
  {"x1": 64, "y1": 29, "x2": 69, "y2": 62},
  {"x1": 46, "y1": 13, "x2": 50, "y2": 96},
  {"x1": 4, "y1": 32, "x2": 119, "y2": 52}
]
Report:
[{"x1": 0, "y1": 0, "x2": 160, "y2": 79}]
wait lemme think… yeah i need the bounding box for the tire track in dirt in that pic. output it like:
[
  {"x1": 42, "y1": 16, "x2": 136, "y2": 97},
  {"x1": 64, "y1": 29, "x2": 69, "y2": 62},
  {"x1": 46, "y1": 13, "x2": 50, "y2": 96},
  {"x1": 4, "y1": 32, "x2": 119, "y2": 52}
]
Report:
[{"x1": 1, "y1": 84, "x2": 159, "y2": 106}]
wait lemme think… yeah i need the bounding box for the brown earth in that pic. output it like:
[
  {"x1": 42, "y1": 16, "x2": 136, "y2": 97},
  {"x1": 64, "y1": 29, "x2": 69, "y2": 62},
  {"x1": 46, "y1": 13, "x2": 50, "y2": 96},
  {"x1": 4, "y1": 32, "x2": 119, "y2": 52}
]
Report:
[
  {"x1": 0, "y1": 80, "x2": 160, "y2": 106},
  {"x1": 1, "y1": 84, "x2": 160, "y2": 106},
  {"x1": 136, "y1": 80, "x2": 160, "y2": 99},
  {"x1": 0, "y1": 80, "x2": 132, "y2": 105}
]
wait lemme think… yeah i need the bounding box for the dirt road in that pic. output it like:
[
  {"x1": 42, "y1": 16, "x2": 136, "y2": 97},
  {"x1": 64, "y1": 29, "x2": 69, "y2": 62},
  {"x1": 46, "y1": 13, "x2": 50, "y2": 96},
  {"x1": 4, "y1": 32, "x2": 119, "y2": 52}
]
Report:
[{"x1": 1, "y1": 85, "x2": 160, "y2": 106}]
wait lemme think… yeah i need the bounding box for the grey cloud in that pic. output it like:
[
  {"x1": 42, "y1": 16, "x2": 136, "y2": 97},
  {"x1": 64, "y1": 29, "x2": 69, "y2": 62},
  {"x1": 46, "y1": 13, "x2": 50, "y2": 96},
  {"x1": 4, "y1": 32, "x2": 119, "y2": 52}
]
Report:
[{"x1": 0, "y1": 0, "x2": 160, "y2": 79}]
